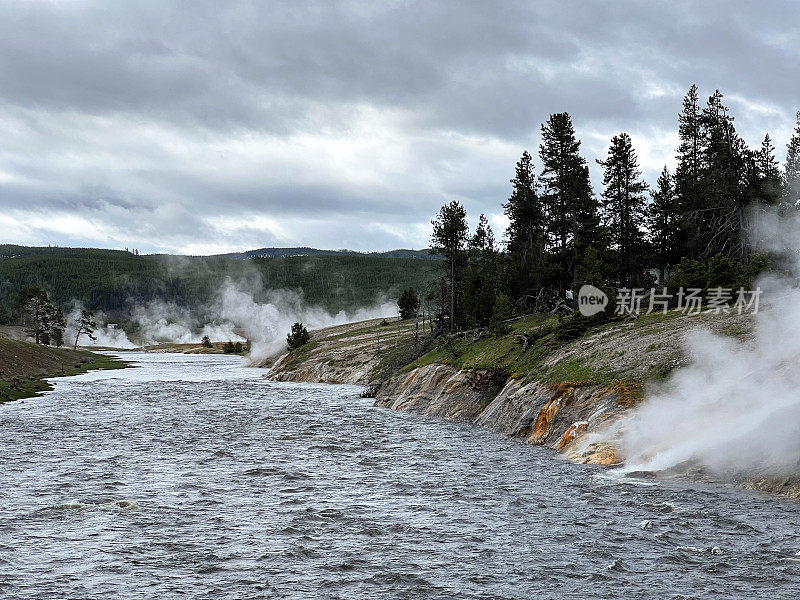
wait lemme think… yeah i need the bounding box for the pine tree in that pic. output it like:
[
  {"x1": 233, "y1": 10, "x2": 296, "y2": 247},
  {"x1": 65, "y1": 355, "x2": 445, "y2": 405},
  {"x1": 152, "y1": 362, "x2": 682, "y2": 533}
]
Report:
[
  {"x1": 48, "y1": 307, "x2": 66, "y2": 347},
  {"x1": 73, "y1": 309, "x2": 97, "y2": 350},
  {"x1": 597, "y1": 133, "x2": 649, "y2": 286},
  {"x1": 503, "y1": 150, "x2": 546, "y2": 297},
  {"x1": 17, "y1": 287, "x2": 53, "y2": 344},
  {"x1": 754, "y1": 133, "x2": 782, "y2": 206},
  {"x1": 460, "y1": 214, "x2": 500, "y2": 326},
  {"x1": 700, "y1": 90, "x2": 749, "y2": 262},
  {"x1": 286, "y1": 323, "x2": 310, "y2": 350},
  {"x1": 784, "y1": 111, "x2": 800, "y2": 210},
  {"x1": 674, "y1": 85, "x2": 705, "y2": 258},
  {"x1": 397, "y1": 287, "x2": 420, "y2": 320},
  {"x1": 430, "y1": 200, "x2": 469, "y2": 331},
  {"x1": 539, "y1": 112, "x2": 598, "y2": 291},
  {"x1": 648, "y1": 166, "x2": 678, "y2": 283}
]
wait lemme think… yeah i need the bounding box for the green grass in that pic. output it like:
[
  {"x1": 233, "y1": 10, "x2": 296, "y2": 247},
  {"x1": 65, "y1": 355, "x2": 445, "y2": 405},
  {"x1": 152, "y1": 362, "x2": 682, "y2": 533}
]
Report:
[
  {"x1": 61, "y1": 353, "x2": 128, "y2": 377},
  {"x1": 0, "y1": 378, "x2": 53, "y2": 402},
  {"x1": 0, "y1": 345, "x2": 128, "y2": 403},
  {"x1": 393, "y1": 312, "x2": 647, "y2": 396},
  {"x1": 277, "y1": 341, "x2": 320, "y2": 372}
]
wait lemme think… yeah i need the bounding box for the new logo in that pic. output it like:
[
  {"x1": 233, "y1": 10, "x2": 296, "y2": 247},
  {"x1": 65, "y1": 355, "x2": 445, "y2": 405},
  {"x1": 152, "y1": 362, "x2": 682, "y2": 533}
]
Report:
[{"x1": 578, "y1": 284, "x2": 608, "y2": 316}]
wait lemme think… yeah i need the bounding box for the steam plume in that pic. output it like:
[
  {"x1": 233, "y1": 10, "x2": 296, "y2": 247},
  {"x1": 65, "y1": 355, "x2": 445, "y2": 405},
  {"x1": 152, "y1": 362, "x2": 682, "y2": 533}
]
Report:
[{"x1": 612, "y1": 209, "x2": 800, "y2": 477}]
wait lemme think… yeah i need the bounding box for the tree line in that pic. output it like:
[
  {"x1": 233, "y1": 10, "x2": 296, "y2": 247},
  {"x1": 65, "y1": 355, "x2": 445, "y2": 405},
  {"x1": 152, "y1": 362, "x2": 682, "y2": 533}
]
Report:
[
  {"x1": 0, "y1": 249, "x2": 439, "y2": 325},
  {"x1": 425, "y1": 86, "x2": 800, "y2": 331}
]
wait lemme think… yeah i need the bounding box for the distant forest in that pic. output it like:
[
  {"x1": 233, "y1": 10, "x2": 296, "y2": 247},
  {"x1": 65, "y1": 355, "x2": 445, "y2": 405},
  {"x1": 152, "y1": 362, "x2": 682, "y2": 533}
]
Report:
[
  {"x1": 0, "y1": 246, "x2": 440, "y2": 323},
  {"x1": 426, "y1": 85, "x2": 800, "y2": 332}
]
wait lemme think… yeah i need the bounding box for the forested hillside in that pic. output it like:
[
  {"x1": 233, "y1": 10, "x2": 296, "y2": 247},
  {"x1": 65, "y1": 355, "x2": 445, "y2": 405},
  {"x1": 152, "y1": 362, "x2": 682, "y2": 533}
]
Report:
[{"x1": 0, "y1": 246, "x2": 440, "y2": 322}]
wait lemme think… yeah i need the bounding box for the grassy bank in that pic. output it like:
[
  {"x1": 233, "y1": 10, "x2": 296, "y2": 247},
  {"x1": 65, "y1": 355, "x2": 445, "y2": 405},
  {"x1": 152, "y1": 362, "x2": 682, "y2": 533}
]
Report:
[
  {"x1": 271, "y1": 308, "x2": 755, "y2": 401},
  {"x1": 396, "y1": 309, "x2": 754, "y2": 404},
  {"x1": 0, "y1": 336, "x2": 128, "y2": 402}
]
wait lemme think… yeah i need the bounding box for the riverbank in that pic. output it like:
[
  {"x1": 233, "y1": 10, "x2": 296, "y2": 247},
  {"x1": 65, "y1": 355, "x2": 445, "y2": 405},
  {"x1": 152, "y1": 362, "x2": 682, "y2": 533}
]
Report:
[
  {"x1": 264, "y1": 309, "x2": 800, "y2": 498},
  {"x1": 0, "y1": 335, "x2": 128, "y2": 402},
  {"x1": 263, "y1": 317, "x2": 421, "y2": 383}
]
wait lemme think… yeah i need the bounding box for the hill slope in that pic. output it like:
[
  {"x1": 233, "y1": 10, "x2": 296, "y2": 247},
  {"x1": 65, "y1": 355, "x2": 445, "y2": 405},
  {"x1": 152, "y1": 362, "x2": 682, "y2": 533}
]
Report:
[{"x1": 0, "y1": 245, "x2": 440, "y2": 320}]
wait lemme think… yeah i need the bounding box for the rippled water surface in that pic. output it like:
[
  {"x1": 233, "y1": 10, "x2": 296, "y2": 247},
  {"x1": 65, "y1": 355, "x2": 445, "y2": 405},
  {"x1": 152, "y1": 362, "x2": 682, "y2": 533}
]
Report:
[{"x1": 2, "y1": 353, "x2": 800, "y2": 598}]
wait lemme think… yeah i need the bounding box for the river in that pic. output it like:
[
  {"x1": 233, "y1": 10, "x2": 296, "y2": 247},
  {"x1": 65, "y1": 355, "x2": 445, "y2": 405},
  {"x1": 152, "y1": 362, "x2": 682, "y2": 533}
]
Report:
[{"x1": 1, "y1": 352, "x2": 799, "y2": 598}]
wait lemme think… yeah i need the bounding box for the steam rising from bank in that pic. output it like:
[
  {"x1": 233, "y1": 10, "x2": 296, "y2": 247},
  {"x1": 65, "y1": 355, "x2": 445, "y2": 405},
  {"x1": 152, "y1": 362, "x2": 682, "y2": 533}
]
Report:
[
  {"x1": 69, "y1": 277, "x2": 396, "y2": 360},
  {"x1": 614, "y1": 210, "x2": 800, "y2": 477}
]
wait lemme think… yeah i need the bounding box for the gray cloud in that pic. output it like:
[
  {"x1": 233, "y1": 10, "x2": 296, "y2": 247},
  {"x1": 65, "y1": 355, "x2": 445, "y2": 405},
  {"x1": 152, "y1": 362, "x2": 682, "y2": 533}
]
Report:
[{"x1": 1, "y1": 0, "x2": 799, "y2": 253}]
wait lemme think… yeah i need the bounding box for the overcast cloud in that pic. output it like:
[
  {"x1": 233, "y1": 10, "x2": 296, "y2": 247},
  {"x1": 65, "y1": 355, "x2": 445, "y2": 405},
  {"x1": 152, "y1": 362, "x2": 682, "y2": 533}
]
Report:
[{"x1": 1, "y1": 0, "x2": 799, "y2": 254}]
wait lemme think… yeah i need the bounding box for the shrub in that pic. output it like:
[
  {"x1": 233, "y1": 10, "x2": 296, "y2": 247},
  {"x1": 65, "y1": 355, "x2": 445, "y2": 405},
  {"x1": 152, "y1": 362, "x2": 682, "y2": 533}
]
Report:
[
  {"x1": 664, "y1": 257, "x2": 708, "y2": 290},
  {"x1": 286, "y1": 322, "x2": 311, "y2": 351},
  {"x1": 488, "y1": 294, "x2": 513, "y2": 336}
]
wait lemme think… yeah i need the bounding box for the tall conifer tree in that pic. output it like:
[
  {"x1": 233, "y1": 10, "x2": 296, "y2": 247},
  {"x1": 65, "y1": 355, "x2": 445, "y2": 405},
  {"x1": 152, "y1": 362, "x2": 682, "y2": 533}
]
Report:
[
  {"x1": 539, "y1": 112, "x2": 598, "y2": 290},
  {"x1": 503, "y1": 150, "x2": 546, "y2": 297},
  {"x1": 648, "y1": 166, "x2": 678, "y2": 282},
  {"x1": 784, "y1": 111, "x2": 800, "y2": 210},
  {"x1": 597, "y1": 133, "x2": 649, "y2": 286}
]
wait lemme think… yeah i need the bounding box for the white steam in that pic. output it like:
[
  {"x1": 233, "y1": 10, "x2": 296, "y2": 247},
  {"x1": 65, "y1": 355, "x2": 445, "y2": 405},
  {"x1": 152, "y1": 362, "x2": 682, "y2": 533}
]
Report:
[
  {"x1": 130, "y1": 299, "x2": 247, "y2": 345},
  {"x1": 214, "y1": 279, "x2": 396, "y2": 361},
  {"x1": 613, "y1": 210, "x2": 800, "y2": 477},
  {"x1": 65, "y1": 306, "x2": 137, "y2": 349},
  {"x1": 69, "y1": 278, "x2": 396, "y2": 360}
]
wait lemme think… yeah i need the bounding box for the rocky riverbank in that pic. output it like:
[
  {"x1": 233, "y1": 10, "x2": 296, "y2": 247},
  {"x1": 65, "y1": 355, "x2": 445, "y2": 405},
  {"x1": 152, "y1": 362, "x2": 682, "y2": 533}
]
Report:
[
  {"x1": 264, "y1": 317, "x2": 421, "y2": 384},
  {"x1": 263, "y1": 309, "x2": 800, "y2": 498},
  {"x1": 373, "y1": 364, "x2": 623, "y2": 466},
  {"x1": 266, "y1": 309, "x2": 752, "y2": 459}
]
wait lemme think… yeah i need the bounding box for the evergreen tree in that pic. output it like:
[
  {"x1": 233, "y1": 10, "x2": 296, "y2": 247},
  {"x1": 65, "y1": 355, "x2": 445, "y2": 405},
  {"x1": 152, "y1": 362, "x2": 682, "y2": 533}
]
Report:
[
  {"x1": 784, "y1": 111, "x2": 800, "y2": 210},
  {"x1": 648, "y1": 166, "x2": 678, "y2": 282},
  {"x1": 753, "y1": 133, "x2": 782, "y2": 206},
  {"x1": 430, "y1": 200, "x2": 469, "y2": 331},
  {"x1": 17, "y1": 287, "x2": 53, "y2": 344},
  {"x1": 286, "y1": 322, "x2": 311, "y2": 350},
  {"x1": 48, "y1": 307, "x2": 66, "y2": 347},
  {"x1": 73, "y1": 309, "x2": 97, "y2": 350},
  {"x1": 503, "y1": 150, "x2": 546, "y2": 297},
  {"x1": 597, "y1": 133, "x2": 649, "y2": 286},
  {"x1": 397, "y1": 287, "x2": 420, "y2": 320},
  {"x1": 674, "y1": 84, "x2": 705, "y2": 258},
  {"x1": 460, "y1": 214, "x2": 500, "y2": 326},
  {"x1": 488, "y1": 294, "x2": 513, "y2": 336},
  {"x1": 700, "y1": 90, "x2": 749, "y2": 262},
  {"x1": 539, "y1": 112, "x2": 598, "y2": 291}
]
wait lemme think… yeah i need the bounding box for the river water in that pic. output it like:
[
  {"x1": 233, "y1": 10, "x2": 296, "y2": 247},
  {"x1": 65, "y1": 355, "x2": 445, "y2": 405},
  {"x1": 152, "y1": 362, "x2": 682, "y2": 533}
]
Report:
[{"x1": 1, "y1": 353, "x2": 800, "y2": 599}]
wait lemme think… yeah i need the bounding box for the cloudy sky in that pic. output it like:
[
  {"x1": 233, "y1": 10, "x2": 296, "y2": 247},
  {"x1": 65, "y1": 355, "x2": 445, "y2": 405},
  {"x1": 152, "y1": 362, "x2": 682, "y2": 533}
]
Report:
[{"x1": 1, "y1": 1, "x2": 799, "y2": 254}]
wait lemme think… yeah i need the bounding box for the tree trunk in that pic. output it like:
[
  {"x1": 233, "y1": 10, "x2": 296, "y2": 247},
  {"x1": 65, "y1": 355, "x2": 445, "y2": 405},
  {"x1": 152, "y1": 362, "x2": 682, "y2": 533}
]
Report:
[{"x1": 450, "y1": 260, "x2": 456, "y2": 332}]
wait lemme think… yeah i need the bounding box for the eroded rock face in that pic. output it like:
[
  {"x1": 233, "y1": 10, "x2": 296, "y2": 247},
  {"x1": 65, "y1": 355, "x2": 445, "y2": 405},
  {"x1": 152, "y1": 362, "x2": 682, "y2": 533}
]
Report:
[
  {"x1": 557, "y1": 421, "x2": 588, "y2": 450},
  {"x1": 264, "y1": 318, "x2": 401, "y2": 385},
  {"x1": 375, "y1": 365, "x2": 625, "y2": 462},
  {"x1": 268, "y1": 359, "x2": 370, "y2": 385},
  {"x1": 374, "y1": 364, "x2": 506, "y2": 423}
]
